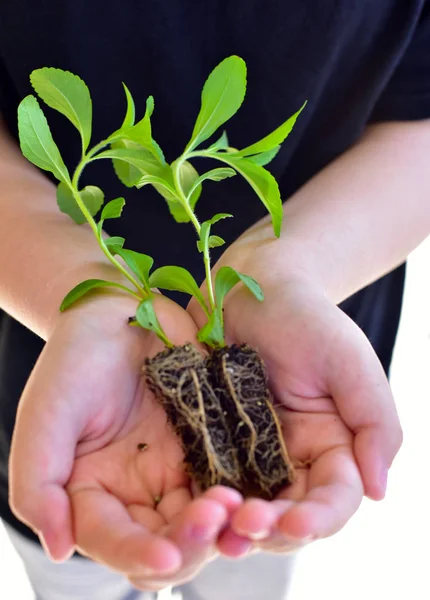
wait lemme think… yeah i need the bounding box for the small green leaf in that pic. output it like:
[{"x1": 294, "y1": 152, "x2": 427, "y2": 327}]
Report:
[
  {"x1": 197, "y1": 214, "x2": 232, "y2": 254},
  {"x1": 207, "y1": 131, "x2": 229, "y2": 151},
  {"x1": 177, "y1": 160, "x2": 202, "y2": 211},
  {"x1": 187, "y1": 168, "x2": 236, "y2": 200},
  {"x1": 30, "y1": 68, "x2": 92, "y2": 151},
  {"x1": 104, "y1": 236, "x2": 125, "y2": 253},
  {"x1": 80, "y1": 185, "x2": 104, "y2": 215},
  {"x1": 116, "y1": 248, "x2": 153, "y2": 285},
  {"x1": 111, "y1": 140, "x2": 143, "y2": 187},
  {"x1": 246, "y1": 146, "x2": 281, "y2": 166},
  {"x1": 120, "y1": 83, "x2": 136, "y2": 128},
  {"x1": 198, "y1": 234, "x2": 226, "y2": 252},
  {"x1": 187, "y1": 56, "x2": 247, "y2": 151},
  {"x1": 149, "y1": 266, "x2": 209, "y2": 315},
  {"x1": 136, "y1": 297, "x2": 172, "y2": 347},
  {"x1": 236, "y1": 102, "x2": 306, "y2": 157},
  {"x1": 209, "y1": 213, "x2": 233, "y2": 225},
  {"x1": 96, "y1": 146, "x2": 164, "y2": 174},
  {"x1": 136, "y1": 171, "x2": 191, "y2": 223},
  {"x1": 198, "y1": 265, "x2": 262, "y2": 349},
  {"x1": 208, "y1": 154, "x2": 283, "y2": 237},
  {"x1": 18, "y1": 95, "x2": 70, "y2": 183},
  {"x1": 60, "y1": 279, "x2": 128, "y2": 311},
  {"x1": 101, "y1": 197, "x2": 126, "y2": 221},
  {"x1": 197, "y1": 310, "x2": 225, "y2": 348},
  {"x1": 111, "y1": 96, "x2": 165, "y2": 163},
  {"x1": 208, "y1": 235, "x2": 225, "y2": 248},
  {"x1": 215, "y1": 266, "x2": 264, "y2": 306},
  {"x1": 56, "y1": 183, "x2": 103, "y2": 224}
]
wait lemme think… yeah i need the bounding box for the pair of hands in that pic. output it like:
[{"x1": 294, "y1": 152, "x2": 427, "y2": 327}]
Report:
[{"x1": 9, "y1": 230, "x2": 402, "y2": 592}]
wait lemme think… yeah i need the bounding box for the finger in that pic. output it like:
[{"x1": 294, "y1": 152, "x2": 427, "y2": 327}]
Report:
[
  {"x1": 217, "y1": 528, "x2": 253, "y2": 558},
  {"x1": 163, "y1": 497, "x2": 228, "y2": 577},
  {"x1": 278, "y1": 445, "x2": 363, "y2": 539},
  {"x1": 70, "y1": 485, "x2": 181, "y2": 576},
  {"x1": 328, "y1": 319, "x2": 403, "y2": 500},
  {"x1": 199, "y1": 485, "x2": 244, "y2": 515},
  {"x1": 230, "y1": 498, "x2": 293, "y2": 541},
  {"x1": 131, "y1": 496, "x2": 230, "y2": 590},
  {"x1": 9, "y1": 345, "x2": 80, "y2": 561}
]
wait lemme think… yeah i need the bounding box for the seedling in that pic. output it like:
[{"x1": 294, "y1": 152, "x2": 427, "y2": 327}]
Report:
[{"x1": 17, "y1": 57, "x2": 305, "y2": 499}]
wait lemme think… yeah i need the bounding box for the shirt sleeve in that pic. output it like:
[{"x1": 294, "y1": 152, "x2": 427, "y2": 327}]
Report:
[{"x1": 370, "y1": 3, "x2": 430, "y2": 122}]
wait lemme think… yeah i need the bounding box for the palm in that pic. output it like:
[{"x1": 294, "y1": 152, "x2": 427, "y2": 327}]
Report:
[
  {"x1": 68, "y1": 378, "x2": 190, "y2": 539},
  {"x1": 188, "y1": 266, "x2": 396, "y2": 556},
  {"x1": 11, "y1": 295, "x2": 240, "y2": 588}
]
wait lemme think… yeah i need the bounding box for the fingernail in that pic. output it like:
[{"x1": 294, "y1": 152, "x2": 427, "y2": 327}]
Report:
[{"x1": 248, "y1": 529, "x2": 271, "y2": 541}]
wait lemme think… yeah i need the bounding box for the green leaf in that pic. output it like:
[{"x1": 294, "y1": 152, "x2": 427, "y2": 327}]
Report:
[
  {"x1": 215, "y1": 266, "x2": 264, "y2": 305},
  {"x1": 136, "y1": 296, "x2": 172, "y2": 346},
  {"x1": 56, "y1": 183, "x2": 103, "y2": 224},
  {"x1": 208, "y1": 154, "x2": 283, "y2": 237},
  {"x1": 198, "y1": 234, "x2": 226, "y2": 252},
  {"x1": 111, "y1": 140, "x2": 143, "y2": 187},
  {"x1": 101, "y1": 197, "x2": 126, "y2": 221},
  {"x1": 30, "y1": 68, "x2": 92, "y2": 151},
  {"x1": 111, "y1": 95, "x2": 165, "y2": 163},
  {"x1": 208, "y1": 235, "x2": 225, "y2": 248},
  {"x1": 116, "y1": 248, "x2": 153, "y2": 285},
  {"x1": 80, "y1": 185, "x2": 104, "y2": 215},
  {"x1": 187, "y1": 167, "x2": 236, "y2": 200},
  {"x1": 197, "y1": 310, "x2": 225, "y2": 348},
  {"x1": 207, "y1": 131, "x2": 229, "y2": 151},
  {"x1": 104, "y1": 236, "x2": 125, "y2": 252},
  {"x1": 120, "y1": 83, "x2": 135, "y2": 128},
  {"x1": 198, "y1": 265, "x2": 263, "y2": 347},
  {"x1": 187, "y1": 56, "x2": 247, "y2": 151},
  {"x1": 18, "y1": 95, "x2": 70, "y2": 183},
  {"x1": 60, "y1": 279, "x2": 128, "y2": 311},
  {"x1": 236, "y1": 102, "x2": 306, "y2": 157},
  {"x1": 136, "y1": 171, "x2": 191, "y2": 223},
  {"x1": 246, "y1": 145, "x2": 281, "y2": 166},
  {"x1": 96, "y1": 146, "x2": 163, "y2": 172},
  {"x1": 197, "y1": 213, "x2": 232, "y2": 253},
  {"x1": 149, "y1": 266, "x2": 209, "y2": 315},
  {"x1": 209, "y1": 213, "x2": 233, "y2": 225},
  {"x1": 178, "y1": 160, "x2": 202, "y2": 211}
]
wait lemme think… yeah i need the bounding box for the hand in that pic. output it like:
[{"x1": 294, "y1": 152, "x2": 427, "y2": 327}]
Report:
[
  {"x1": 9, "y1": 293, "x2": 240, "y2": 591},
  {"x1": 188, "y1": 231, "x2": 402, "y2": 556}
]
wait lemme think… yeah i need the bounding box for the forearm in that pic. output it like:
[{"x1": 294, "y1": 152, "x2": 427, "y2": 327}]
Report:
[
  {"x1": 256, "y1": 120, "x2": 430, "y2": 303},
  {"x1": 0, "y1": 120, "x2": 127, "y2": 339}
]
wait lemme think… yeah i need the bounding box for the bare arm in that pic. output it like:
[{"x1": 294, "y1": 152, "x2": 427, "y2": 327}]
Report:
[
  {"x1": 245, "y1": 120, "x2": 430, "y2": 301},
  {"x1": 0, "y1": 118, "x2": 126, "y2": 339}
]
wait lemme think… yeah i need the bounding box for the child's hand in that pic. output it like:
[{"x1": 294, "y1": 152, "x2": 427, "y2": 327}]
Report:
[
  {"x1": 9, "y1": 294, "x2": 238, "y2": 592},
  {"x1": 189, "y1": 235, "x2": 402, "y2": 556}
]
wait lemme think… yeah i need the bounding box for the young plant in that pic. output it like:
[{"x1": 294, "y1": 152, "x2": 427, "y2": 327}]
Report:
[
  {"x1": 17, "y1": 57, "x2": 304, "y2": 349},
  {"x1": 17, "y1": 58, "x2": 305, "y2": 499}
]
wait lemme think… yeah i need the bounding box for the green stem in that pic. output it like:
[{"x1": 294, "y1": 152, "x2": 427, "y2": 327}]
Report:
[
  {"x1": 172, "y1": 157, "x2": 216, "y2": 311},
  {"x1": 70, "y1": 161, "x2": 148, "y2": 298},
  {"x1": 110, "y1": 283, "x2": 143, "y2": 301}
]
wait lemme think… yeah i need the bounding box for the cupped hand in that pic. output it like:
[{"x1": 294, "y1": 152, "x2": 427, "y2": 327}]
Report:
[
  {"x1": 188, "y1": 231, "x2": 402, "y2": 556},
  {"x1": 9, "y1": 292, "x2": 240, "y2": 591}
]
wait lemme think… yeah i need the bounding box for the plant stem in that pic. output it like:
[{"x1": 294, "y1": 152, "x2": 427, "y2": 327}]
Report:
[
  {"x1": 172, "y1": 158, "x2": 216, "y2": 310},
  {"x1": 70, "y1": 161, "x2": 148, "y2": 298}
]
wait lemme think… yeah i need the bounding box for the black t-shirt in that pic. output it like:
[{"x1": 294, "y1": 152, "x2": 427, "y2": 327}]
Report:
[{"x1": 0, "y1": 0, "x2": 429, "y2": 542}]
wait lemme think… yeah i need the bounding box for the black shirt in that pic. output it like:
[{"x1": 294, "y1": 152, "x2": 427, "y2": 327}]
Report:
[{"x1": 0, "y1": 0, "x2": 429, "y2": 542}]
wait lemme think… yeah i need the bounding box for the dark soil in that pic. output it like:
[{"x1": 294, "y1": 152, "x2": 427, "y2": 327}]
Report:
[{"x1": 144, "y1": 343, "x2": 295, "y2": 500}]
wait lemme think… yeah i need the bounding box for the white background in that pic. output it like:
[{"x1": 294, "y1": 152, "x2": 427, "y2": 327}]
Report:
[{"x1": 1, "y1": 236, "x2": 429, "y2": 600}]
